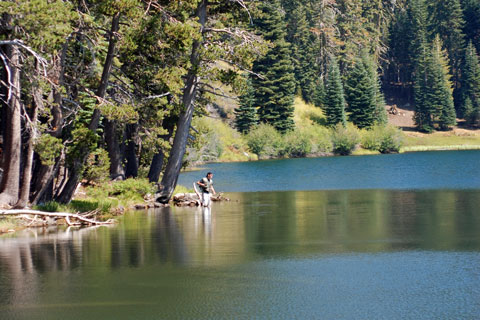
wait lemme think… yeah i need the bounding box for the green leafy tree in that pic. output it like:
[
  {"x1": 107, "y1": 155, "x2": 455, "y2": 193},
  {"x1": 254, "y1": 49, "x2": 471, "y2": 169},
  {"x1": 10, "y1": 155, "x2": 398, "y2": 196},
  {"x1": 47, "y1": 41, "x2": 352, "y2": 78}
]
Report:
[
  {"x1": 235, "y1": 78, "x2": 258, "y2": 133},
  {"x1": 252, "y1": 0, "x2": 296, "y2": 133},
  {"x1": 324, "y1": 57, "x2": 346, "y2": 127}
]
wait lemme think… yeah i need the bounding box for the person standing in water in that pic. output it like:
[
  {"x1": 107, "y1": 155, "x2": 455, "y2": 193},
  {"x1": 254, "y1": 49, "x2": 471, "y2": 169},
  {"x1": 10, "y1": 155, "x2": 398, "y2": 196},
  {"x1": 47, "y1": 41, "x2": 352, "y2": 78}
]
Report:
[{"x1": 197, "y1": 172, "x2": 216, "y2": 207}]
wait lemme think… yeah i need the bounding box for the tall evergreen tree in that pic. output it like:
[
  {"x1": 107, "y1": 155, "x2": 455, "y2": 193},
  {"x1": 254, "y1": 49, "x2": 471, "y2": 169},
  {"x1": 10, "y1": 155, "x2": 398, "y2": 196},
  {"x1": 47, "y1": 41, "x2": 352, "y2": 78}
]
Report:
[
  {"x1": 430, "y1": 36, "x2": 457, "y2": 130},
  {"x1": 462, "y1": 0, "x2": 480, "y2": 53},
  {"x1": 427, "y1": 0, "x2": 465, "y2": 107},
  {"x1": 344, "y1": 58, "x2": 376, "y2": 129},
  {"x1": 362, "y1": 53, "x2": 388, "y2": 125},
  {"x1": 252, "y1": 0, "x2": 296, "y2": 133},
  {"x1": 461, "y1": 41, "x2": 480, "y2": 124},
  {"x1": 313, "y1": 78, "x2": 326, "y2": 108},
  {"x1": 234, "y1": 78, "x2": 258, "y2": 134},
  {"x1": 414, "y1": 35, "x2": 456, "y2": 131},
  {"x1": 324, "y1": 57, "x2": 346, "y2": 127},
  {"x1": 283, "y1": 1, "x2": 317, "y2": 103}
]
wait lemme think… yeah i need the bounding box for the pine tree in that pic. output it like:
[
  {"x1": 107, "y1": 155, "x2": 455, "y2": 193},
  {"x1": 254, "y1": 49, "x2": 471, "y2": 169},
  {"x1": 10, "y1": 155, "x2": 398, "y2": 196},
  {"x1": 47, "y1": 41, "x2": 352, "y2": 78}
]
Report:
[
  {"x1": 283, "y1": 1, "x2": 317, "y2": 103},
  {"x1": 324, "y1": 57, "x2": 346, "y2": 127},
  {"x1": 361, "y1": 53, "x2": 388, "y2": 125},
  {"x1": 344, "y1": 57, "x2": 376, "y2": 129},
  {"x1": 234, "y1": 78, "x2": 258, "y2": 134},
  {"x1": 252, "y1": 0, "x2": 296, "y2": 133},
  {"x1": 430, "y1": 36, "x2": 456, "y2": 130},
  {"x1": 461, "y1": 41, "x2": 480, "y2": 124},
  {"x1": 313, "y1": 78, "x2": 326, "y2": 108},
  {"x1": 462, "y1": 0, "x2": 480, "y2": 54},
  {"x1": 414, "y1": 35, "x2": 456, "y2": 131}
]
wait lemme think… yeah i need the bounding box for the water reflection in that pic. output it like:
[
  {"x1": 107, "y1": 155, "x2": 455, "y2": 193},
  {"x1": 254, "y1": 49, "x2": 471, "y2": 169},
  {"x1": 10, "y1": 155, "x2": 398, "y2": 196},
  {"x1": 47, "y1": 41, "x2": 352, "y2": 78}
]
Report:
[{"x1": 1, "y1": 189, "x2": 480, "y2": 318}]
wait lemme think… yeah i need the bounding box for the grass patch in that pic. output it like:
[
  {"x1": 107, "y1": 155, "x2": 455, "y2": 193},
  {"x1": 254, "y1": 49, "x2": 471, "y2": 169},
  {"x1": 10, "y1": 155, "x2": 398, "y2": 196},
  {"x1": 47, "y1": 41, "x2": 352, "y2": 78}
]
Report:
[
  {"x1": 0, "y1": 217, "x2": 17, "y2": 232},
  {"x1": 174, "y1": 184, "x2": 194, "y2": 194},
  {"x1": 402, "y1": 130, "x2": 480, "y2": 152}
]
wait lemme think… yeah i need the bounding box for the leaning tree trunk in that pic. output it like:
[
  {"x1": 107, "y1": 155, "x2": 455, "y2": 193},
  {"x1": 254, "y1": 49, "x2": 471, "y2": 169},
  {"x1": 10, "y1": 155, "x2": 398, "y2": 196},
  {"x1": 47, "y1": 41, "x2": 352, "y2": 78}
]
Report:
[
  {"x1": 31, "y1": 54, "x2": 64, "y2": 204},
  {"x1": 56, "y1": 12, "x2": 120, "y2": 204},
  {"x1": 0, "y1": 44, "x2": 21, "y2": 207},
  {"x1": 157, "y1": 0, "x2": 207, "y2": 203},
  {"x1": 148, "y1": 120, "x2": 175, "y2": 183},
  {"x1": 14, "y1": 76, "x2": 40, "y2": 208}
]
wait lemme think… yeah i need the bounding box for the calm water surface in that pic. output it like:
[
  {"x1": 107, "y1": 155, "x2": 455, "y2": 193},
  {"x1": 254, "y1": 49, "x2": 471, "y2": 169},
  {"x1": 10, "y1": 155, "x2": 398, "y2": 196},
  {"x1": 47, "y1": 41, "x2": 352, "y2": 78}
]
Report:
[{"x1": 1, "y1": 151, "x2": 480, "y2": 319}]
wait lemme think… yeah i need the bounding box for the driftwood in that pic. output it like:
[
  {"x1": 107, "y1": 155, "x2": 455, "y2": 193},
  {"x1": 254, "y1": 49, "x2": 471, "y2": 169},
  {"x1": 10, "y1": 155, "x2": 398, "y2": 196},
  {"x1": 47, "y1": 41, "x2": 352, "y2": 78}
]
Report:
[
  {"x1": 173, "y1": 192, "x2": 229, "y2": 207},
  {"x1": 0, "y1": 209, "x2": 116, "y2": 226}
]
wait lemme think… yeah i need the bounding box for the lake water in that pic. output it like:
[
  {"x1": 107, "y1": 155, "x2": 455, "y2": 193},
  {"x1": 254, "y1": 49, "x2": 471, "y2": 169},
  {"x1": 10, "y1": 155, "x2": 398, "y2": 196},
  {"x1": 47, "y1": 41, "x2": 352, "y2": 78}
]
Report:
[{"x1": 1, "y1": 150, "x2": 480, "y2": 319}]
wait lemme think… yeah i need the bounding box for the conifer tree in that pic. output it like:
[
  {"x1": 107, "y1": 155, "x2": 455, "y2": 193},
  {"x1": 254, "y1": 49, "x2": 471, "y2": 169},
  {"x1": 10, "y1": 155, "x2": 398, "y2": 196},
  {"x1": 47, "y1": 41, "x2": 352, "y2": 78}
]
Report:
[
  {"x1": 324, "y1": 57, "x2": 346, "y2": 127},
  {"x1": 414, "y1": 35, "x2": 456, "y2": 131},
  {"x1": 344, "y1": 58, "x2": 376, "y2": 129},
  {"x1": 235, "y1": 78, "x2": 258, "y2": 134},
  {"x1": 362, "y1": 53, "x2": 388, "y2": 125},
  {"x1": 430, "y1": 36, "x2": 456, "y2": 130},
  {"x1": 283, "y1": 1, "x2": 316, "y2": 103},
  {"x1": 461, "y1": 41, "x2": 480, "y2": 124},
  {"x1": 252, "y1": 0, "x2": 296, "y2": 133},
  {"x1": 462, "y1": 0, "x2": 480, "y2": 54},
  {"x1": 313, "y1": 78, "x2": 326, "y2": 108}
]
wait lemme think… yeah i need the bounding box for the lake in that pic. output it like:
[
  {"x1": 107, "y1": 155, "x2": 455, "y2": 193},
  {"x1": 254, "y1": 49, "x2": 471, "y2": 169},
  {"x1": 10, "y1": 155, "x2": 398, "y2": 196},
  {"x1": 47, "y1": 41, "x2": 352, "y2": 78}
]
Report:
[{"x1": 1, "y1": 150, "x2": 480, "y2": 319}]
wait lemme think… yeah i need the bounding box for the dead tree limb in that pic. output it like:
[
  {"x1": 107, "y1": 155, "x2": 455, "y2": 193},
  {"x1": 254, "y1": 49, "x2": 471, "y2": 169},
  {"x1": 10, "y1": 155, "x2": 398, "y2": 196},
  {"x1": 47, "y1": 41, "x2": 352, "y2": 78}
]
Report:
[{"x1": 0, "y1": 209, "x2": 115, "y2": 225}]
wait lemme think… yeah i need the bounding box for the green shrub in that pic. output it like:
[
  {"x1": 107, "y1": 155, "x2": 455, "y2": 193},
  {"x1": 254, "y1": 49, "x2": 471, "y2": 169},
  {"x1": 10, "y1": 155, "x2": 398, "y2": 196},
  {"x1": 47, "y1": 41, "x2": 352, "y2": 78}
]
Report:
[
  {"x1": 282, "y1": 129, "x2": 312, "y2": 157},
  {"x1": 361, "y1": 124, "x2": 404, "y2": 153},
  {"x1": 361, "y1": 126, "x2": 383, "y2": 151},
  {"x1": 378, "y1": 125, "x2": 404, "y2": 153},
  {"x1": 331, "y1": 123, "x2": 360, "y2": 155},
  {"x1": 109, "y1": 178, "x2": 156, "y2": 199},
  {"x1": 83, "y1": 148, "x2": 110, "y2": 184},
  {"x1": 302, "y1": 124, "x2": 332, "y2": 154},
  {"x1": 246, "y1": 123, "x2": 283, "y2": 159}
]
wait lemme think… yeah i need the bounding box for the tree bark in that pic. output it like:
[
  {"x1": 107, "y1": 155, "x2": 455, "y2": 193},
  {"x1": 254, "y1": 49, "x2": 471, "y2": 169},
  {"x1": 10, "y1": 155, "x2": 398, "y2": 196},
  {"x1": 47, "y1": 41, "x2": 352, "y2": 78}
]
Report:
[
  {"x1": 56, "y1": 12, "x2": 120, "y2": 204},
  {"x1": 0, "y1": 44, "x2": 21, "y2": 207},
  {"x1": 14, "y1": 79, "x2": 40, "y2": 208},
  {"x1": 31, "y1": 55, "x2": 64, "y2": 203},
  {"x1": 147, "y1": 120, "x2": 175, "y2": 183},
  {"x1": 105, "y1": 119, "x2": 125, "y2": 179},
  {"x1": 124, "y1": 123, "x2": 138, "y2": 178},
  {"x1": 157, "y1": 0, "x2": 207, "y2": 203}
]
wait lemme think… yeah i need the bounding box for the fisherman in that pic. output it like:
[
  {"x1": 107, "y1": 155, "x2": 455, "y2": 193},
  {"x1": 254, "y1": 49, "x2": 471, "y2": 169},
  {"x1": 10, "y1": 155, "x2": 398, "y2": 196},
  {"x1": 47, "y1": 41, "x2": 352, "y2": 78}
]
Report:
[{"x1": 197, "y1": 172, "x2": 216, "y2": 207}]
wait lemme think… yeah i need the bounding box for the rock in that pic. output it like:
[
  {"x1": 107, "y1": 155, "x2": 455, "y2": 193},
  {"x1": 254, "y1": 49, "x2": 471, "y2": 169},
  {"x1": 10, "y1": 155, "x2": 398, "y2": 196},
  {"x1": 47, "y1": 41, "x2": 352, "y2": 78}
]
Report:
[{"x1": 135, "y1": 204, "x2": 147, "y2": 209}]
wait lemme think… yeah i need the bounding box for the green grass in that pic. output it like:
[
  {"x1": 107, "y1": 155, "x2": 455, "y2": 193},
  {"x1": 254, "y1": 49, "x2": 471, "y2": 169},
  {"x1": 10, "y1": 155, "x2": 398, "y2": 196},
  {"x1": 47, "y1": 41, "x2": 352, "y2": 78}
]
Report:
[
  {"x1": 401, "y1": 131, "x2": 480, "y2": 152},
  {"x1": 0, "y1": 217, "x2": 17, "y2": 233}
]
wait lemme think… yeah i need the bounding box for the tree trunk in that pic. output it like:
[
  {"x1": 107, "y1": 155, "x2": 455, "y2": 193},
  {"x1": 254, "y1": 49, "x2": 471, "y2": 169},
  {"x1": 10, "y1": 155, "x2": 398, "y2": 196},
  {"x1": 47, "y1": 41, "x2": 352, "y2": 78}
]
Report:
[
  {"x1": 147, "y1": 120, "x2": 175, "y2": 183},
  {"x1": 56, "y1": 12, "x2": 120, "y2": 204},
  {"x1": 105, "y1": 119, "x2": 125, "y2": 179},
  {"x1": 124, "y1": 123, "x2": 138, "y2": 178},
  {"x1": 31, "y1": 54, "x2": 64, "y2": 203},
  {"x1": 157, "y1": 0, "x2": 207, "y2": 203},
  {"x1": 14, "y1": 80, "x2": 40, "y2": 208},
  {"x1": 0, "y1": 44, "x2": 21, "y2": 207}
]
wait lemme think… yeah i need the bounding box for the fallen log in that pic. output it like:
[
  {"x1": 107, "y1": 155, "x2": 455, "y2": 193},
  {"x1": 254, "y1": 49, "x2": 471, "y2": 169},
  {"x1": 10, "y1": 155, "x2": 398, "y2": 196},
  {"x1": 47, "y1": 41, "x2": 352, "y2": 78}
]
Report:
[
  {"x1": 172, "y1": 192, "x2": 230, "y2": 206},
  {"x1": 0, "y1": 209, "x2": 115, "y2": 226}
]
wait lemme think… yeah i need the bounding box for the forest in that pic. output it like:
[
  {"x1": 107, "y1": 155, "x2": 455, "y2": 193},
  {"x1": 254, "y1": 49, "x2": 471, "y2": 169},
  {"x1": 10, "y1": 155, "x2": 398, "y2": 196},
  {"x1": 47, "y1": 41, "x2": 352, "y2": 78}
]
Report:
[{"x1": 0, "y1": 0, "x2": 479, "y2": 209}]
